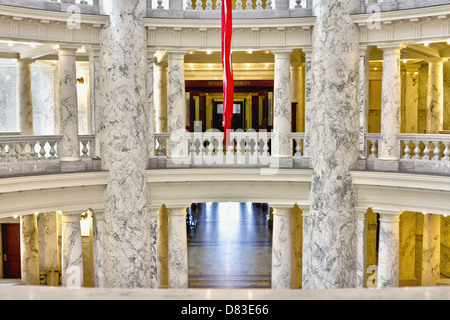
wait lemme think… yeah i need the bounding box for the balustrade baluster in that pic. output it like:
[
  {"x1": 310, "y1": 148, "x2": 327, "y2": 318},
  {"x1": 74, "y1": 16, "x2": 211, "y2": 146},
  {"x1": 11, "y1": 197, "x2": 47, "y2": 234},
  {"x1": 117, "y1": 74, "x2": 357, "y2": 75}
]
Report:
[
  {"x1": 186, "y1": 0, "x2": 193, "y2": 10},
  {"x1": 370, "y1": 139, "x2": 377, "y2": 159},
  {"x1": 422, "y1": 141, "x2": 431, "y2": 160},
  {"x1": 265, "y1": 0, "x2": 272, "y2": 9},
  {"x1": 235, "y1": 0, "x2": 243, "y2": 10},
  {"x1": 49, "y1": 141, "x2": 57, "y2": 160},
  {"x1": 294, "y1": 138, "x2": 302, "y2": 157},
  {"x1": 432, "y1": 141, "x2": 441, "y2": 161},
  {"x1": 0, "y1": 144, "x2": 6, "y2": 163},
  {"x1": 29, "y1": 142, "x2": 37, "y2": 161},
  {"x1": 206, "y1": 0, "x2": 213, "y2": 10},
  {"x1": 256, "y1": 0, "x2": 263, "y2": 10},
  {"x1": 443, "y1": 142, "x2": 450, "y2": 161},
  {"x1": 413, "y1": 140, "x2": 421, "y2": 159},
  {"x1": 245, "y1": 0, "x2": 253, "y2": 10},
  {"x1": 215, "y1": 0, "x2": 222, "y2": 10},
  {"x1": 195, "y1": 0, "x2": 203, "y2": 10},
  {"x1": 81, "y1": 140, "x2": 89, "y2": 158},
  {"x1": 38, "y1": 141, "x2": 47, "y2": 160},
  {"x1": 403, "y1": 140, "x2": 411, "y2": 159}
]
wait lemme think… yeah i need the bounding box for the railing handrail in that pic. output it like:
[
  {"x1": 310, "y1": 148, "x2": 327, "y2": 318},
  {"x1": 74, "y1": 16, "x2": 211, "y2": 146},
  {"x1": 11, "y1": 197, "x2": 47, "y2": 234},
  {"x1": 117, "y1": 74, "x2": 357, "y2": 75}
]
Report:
[
  {"x1": 0, "y1": 135, "x2": 64, "y2": 144},
  {"x1": 397, "y1": 133, "x2": 450, "y2": 142}
]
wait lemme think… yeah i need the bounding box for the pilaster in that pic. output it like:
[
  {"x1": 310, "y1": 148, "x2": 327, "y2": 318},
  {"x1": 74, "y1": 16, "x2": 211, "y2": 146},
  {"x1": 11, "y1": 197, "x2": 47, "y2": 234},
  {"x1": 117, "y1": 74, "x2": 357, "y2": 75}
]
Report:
[
  {"x1": 20, "y1": 214, "x2": 40, "y2": 285},
  {"x1": 167, "y1": 205, "x2": 189, "y2": 289},
  {"x1": 61, "y1": 211, "x2": 84, "y2": 288},
  {"x1": 422, "y1": 213, "x2": 441, "y2": 286},
  {"x1": 91, "y1": 209, "x2": 105, "y2": 287}
]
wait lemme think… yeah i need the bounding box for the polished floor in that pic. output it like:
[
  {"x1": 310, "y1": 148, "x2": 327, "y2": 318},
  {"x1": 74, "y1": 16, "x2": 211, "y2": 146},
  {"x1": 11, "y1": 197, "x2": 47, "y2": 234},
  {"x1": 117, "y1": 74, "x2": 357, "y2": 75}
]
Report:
[{"x1": 187, "y1": 202, "x2": 273, "y2": 289}]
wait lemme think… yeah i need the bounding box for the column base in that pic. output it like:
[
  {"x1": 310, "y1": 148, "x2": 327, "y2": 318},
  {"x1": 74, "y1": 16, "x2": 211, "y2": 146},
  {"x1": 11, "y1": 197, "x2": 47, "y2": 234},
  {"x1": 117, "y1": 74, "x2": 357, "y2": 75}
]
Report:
[{"x1": 61, "y1": 160, "x2": 86, "y2": 173}]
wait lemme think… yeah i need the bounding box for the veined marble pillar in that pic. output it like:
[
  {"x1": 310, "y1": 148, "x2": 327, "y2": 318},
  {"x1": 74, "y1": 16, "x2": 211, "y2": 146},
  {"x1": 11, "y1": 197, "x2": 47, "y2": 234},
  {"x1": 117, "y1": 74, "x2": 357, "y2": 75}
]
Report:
[
  {"x1": 61, "y1": 212, "x2": 84, "y2": 288},
  {"x1": 305, "y1": 1, "x2": 360, "y2": 289},
  {"x1": 302, "y1": 49, "x2": 312, "y2": 167},
  {"x1": 157, "y1": 205, "x2": 169, "y2": 288},
  {"x1": 148, "y1": 51, "x2": 156, "y2": 159},
  {"x1": 92, "y1": 210, "x2": 105, "y2": 287},
  {"x1": 377, "y1": 211, "x2": 400, "y2": 288},
  {"x1": 100, "y1": 0, "x2": 151, "y2": 288},
  {"x1": 86, "y1": 47, "x2": 101, "y2": 157},
  {"x1": 379, "y1": 45, "x2": 403, "y2": 161},
  {"x1": 356, "y1": 208, "x2": 368, "y2": 288},
  {"x1": 150, "y1": 206, "x2": 159, "y2": 288},
  {"x1": 167, "y1": 205, "x2": 189, "y2": 289},
  {"x1": 399, "y1": 211, "x2": 416, "y2": 282},
  {"x1": 300, "y1": 205, "x2": 310, "y2": 286},
  {"x1": 167, "y1": 51, "x2": 187, "y2": 161},
  {"x1": 58, "y1": 46, "x2": 80, "y2": 161},
  {"x1": 359, "y1": 48, "x2": 370, "y2": 159},
  {"x1": 154, "y1": 63, "x2": 168, "y2": 133},
  {"x1": 291, "y1": 205, "x2": 302, "y2": 289},
  {"x1": 18, "y1": 58, "x2": 34, "y2": 135},
  {"x1": 422, "y1": 213, "x2": 441, "y2": 286},
  {"x1": 291, "y1": 62, "x2": 304, "y2": 133},
  {"x1": 271, "y1": 205, "x2": 292, "y2": 289},
  {"x1": 20, "y1": 214, "x2": 40, "y2": 285},
  {"x1": 272, "y1": 50, "x2": 292, "y2": 162},
  {"x1": 37, "y1": 212, "x2": 59, "y2": 269},
  {"x1": 427, "y1": 58, "x2": 445, "y2": 134},
  {"x1": 404, "y1": 66, "x2": 419, "y2": 133}
]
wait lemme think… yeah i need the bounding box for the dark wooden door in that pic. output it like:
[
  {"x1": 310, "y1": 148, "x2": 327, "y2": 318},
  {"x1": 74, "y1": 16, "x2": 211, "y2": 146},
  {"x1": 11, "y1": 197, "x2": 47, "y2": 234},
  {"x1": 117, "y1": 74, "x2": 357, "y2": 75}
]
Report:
[
  {"x1": 251, "y1": 91, "x2": 268, "y2": 131},
  {"x1": 2, "y1": 224, "x2": 21, "y2": 279}
]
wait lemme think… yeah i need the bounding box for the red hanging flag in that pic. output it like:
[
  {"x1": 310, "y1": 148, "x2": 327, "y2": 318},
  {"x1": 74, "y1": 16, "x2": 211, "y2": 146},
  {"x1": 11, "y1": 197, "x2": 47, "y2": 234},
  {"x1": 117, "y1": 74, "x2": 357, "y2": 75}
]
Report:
[{"x1": 222, "y1": 0, "x2": 234, "y2": 147}]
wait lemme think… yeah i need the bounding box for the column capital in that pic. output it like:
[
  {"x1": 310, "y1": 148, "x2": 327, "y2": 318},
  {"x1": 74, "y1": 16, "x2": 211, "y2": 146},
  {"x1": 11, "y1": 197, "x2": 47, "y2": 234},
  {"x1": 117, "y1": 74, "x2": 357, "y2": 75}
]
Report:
[
  {"x1": 378, "y1": 44, "x2": 405, "y2": 56},
  {"x1": 60, "y1": 211, "x2": 82, "y2": 223},
  {"x1": 270, "y1": 204, "x2": 293, "y2": 216},
  {"x1": 426, "y1": 56, "x2": 448, "y2": 64},
  {"x1": 166, "y1": 50, "x2": 188, "y2": 59},
  {"x1": 17, "y1": 58, "x2": 35, "y2": 65},
  {"x1": 56, "y1": 44, "x2": 79, "y2": 54},
  {"x1": 301, "y1": 47, "x2": 313, "y2": 58},
  {"x1": 85, "y1": 46, "x2": 101, "y2": 57},
  {"x1": 166, "y1": 205, "x2": 189, "y2": 216},
  {"x1": 376, "y1": 210, "x2": 401, "y2": 222},
  {"x1": 271, "y1": 50, "x2": 292, "y2": 58}
]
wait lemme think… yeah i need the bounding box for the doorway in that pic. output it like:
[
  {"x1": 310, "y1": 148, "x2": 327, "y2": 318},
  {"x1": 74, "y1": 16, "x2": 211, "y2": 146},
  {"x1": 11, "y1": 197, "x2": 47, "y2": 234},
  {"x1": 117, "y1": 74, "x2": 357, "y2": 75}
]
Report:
[
  {"x1": 187, "y1": 202, "x2": 272, "y2": 289},
  {"x1": 1, "y1": 224, "x2": 21, "y2": 279}
]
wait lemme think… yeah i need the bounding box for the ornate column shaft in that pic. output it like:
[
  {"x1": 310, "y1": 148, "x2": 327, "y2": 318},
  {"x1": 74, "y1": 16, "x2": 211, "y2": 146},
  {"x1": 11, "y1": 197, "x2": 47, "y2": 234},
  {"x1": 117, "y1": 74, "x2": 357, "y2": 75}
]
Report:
[
  {"x1": 100, "y1": 0, "x2": 151, "y2": 288},
  {"x1": 291, "y1": 205, "x2": 302, "y2": 289},
  {"x1": 305, "y1": 0, "x2": 360, "y2": 289},
  {"x1": 150, "y1": 206, "x2": 159, "y2": 288},
  {"x1": 272, "y1": 50, "x2": 292, "y2": 162},
  {"x1": 427, "y1": 58, "x2": 445, "y2": 133},
  {"x1": 167, "y1": 51, "x2": 187, "y2": 160},
  {"x1": 302, "y1": 49, "x2": 312, "y2": 167},
  {"x1": 377, "y1": 211, "x2": 400, "y2": 288},
  {"x1": 92, "y1": 210, "x2": 105, "y2": 287},
  {"x1": 422, "y1": 213, "x2": 441, "y2": 286},
  {"x1": 157, "y1": 205, "x2": 169, "y2": 288},
  {"x1": 148, "y1": 51, "x2": 156, "y2": 159},
  {"x1": 167, "y1": 205, "x2": 189, "y2": 288},
  {"x1": 271, "y1": 205, "x2": 292, "y2": 289},
  {"x1": 404, "y1": 66, "x2": 419, "y2": 133},
  {"x1": 20, "y1": 214, "x2": 40, "y2": 285},
  {"x1": 399, "y1": 211, "x2": 416, "y2": 282},
  {"x1": 356, "y1": 208, "x2": 368, "y2": 288},
  {"x1": 18, "y1": 58, "x2": 34, "y2": 135},
  {"x1": 154, "y1": 63, "x2": 168, "y2": 133},
  {"x1": 86, "y1": 47, "x2": 101, "y2": 157},
  {"x1": 359, "y1": 48, "x2": 370, "y2": 159},
  {"x1": 58, "y1": 46, "x2": 80, "y2": 161},
  {"x1": 37, "y1": 212, "x2": 59, "y2": 269},
  {"x1": 61, "y1": 212, "x2": 84, "y2": 288},
  {"x1": 379, "y1": 45, "x2": 403, "y2": 161}
]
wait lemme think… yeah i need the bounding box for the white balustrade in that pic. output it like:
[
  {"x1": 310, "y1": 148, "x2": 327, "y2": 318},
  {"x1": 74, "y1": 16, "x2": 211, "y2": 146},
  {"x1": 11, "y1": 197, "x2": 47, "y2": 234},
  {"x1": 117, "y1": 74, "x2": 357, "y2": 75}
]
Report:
[
  {"x1": 0, "y1": 135, "x2": 63, "y2": 163},
  {"x1": 398, "y1": 134, "x2": 450, "y2": 162},
  {"x1": 365, "y1": 133, "x2": 381, "y2": 159},
  {"x1": 79, "y1": 134, "x2": 96, "y2": 159}
]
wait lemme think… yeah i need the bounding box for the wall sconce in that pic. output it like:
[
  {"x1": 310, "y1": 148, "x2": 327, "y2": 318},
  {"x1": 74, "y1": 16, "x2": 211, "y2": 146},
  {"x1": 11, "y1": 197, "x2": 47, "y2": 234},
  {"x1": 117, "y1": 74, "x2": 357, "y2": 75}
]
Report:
[{"x1": 77, "y1": 77, "x2": 85, "y2": 85}]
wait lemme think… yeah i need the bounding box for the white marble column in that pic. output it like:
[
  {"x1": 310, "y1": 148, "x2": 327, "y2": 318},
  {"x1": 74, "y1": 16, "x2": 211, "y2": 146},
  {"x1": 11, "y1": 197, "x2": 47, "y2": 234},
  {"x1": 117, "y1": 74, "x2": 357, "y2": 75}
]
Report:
[
  {"x1": 302, "y1": 49, "x2": 312, "y2": 168},
  {"x1": 20, "y1": 214, "x2": 40, "y2": 285},
  {"x1": 86, "y1": 46, "x2": 101, "y2": 157},
  {"x1": 272, "y1": 50, "x2": 292, "y2": 163},
  {"x1": 271, "y1": 205, "x2": 292, "y2": 289},
  {"x1": 403, "y1": 66, "x2": 420, "y2": 133},
  {"x1": 18, "y1": 58, "x2": 34, "y2": 135},
  {"x1": 422, "y1": 213, "x2": 441, "y2": 286},
  {"x1": 300, "y1": 205, "x2": 310, "y2": 287},
  {"x1": 167, "y1": 51, "x2": 188, "y2": 162},
  {"x1": 148, "y1": 51, "x2": 156, "y2": 160},
  {"x1": 58, "y1": 46, "x2": 80, "y2": 162},
  {"x1": 157, "y1": 205, "x2": 169, "y2": 288},
  {"x1": 290, "y1": 205, "x2": 302, "y2": 289},
  {"x1": 379, "y1": 45, "x2": 403, "y2": 161},
  {"x1": 150, "y1": 205, "x2": 159, "y2": 288},
  {"x1": 154, "y1": 63, "x2": 168, "y2": 133},
  {"x1": 399, "y1": 211, "x2": 416, "y2": 282},
  {"x1": 356, "y1": 208, "x2": 368, "y2": 288},
  {"x1": 359, "y1": 47, "x2": 370, "y2": 159},
  {"x1": 37, "y1": 212, "x2": 59, "y2": 269},
  {"x1": 427, "y1": 58, "x2": 445, "y2": 134},
  {"x1": 377, "y1": 211, "x2": 400, "y2": 288},
  {"x1": 99, "y1": 0, "x2": 151, "y2": 288},
  {"x1": 167, "y1": 205, "x2": 189, "y2": 289},
  {"x1": 92, "y1": 209, "x2": 105, "y2": 287},
  {"x1": 61, "y1": 212, "x2": 84, "y2": 288},
  {"x1": 305, "y1": 1, "x2": 360, "y2": 289}
]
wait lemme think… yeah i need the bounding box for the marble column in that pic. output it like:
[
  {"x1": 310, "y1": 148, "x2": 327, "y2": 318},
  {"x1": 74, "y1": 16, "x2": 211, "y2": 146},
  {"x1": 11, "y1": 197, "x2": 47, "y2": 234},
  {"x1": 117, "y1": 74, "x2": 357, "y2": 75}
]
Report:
[
  {"x1": 167, "y1": 51, "x2": 188, "y2": 161},
  {"x1": 404, "y1": 66, "x2": 419, "y2": 133},
  {"x1": 99, "y1": 0, "x2": 151, "y2": 288},
  {"x1": 290, "y1": 205, "x2": 302, "y2": 289},
  {"x1": 167, "y1": 205, "x2": 189, "y2": 289},
  {"x1": 291, "y1": 61, "x2": 304, "y2": 133},
  {"x1": 379, "y1": 45, "x2": 403, "y2": 161},
  {"x1": 271, "y1": 205, "x2": 292, "y2": 289},
  {"x1": 20, "y1": 214, "x2": 40, "y2": 285},
  {"x1": 377, "y1": 211, "x2": 400, "y2": 288},
  {"x1": 154, "y1": 63, "x2": 168, "y2": 133},
  {"x1": 92, "y1": 210, "x2": 105, "y2": 287},
  {"x1": 356, "y1": 208, "x2": 368, "y2": 288},
  {"x1": 18, "y1": 58, "x2": 34, "y2": 135},
  {"x1": 61, "y1": 212, "x2": 84, "y2": 288},
  {"x1": 304, "y1": 1, "x2": 360, "y2": 289},
  {"x1": 399, "y1": 211, "x2": 416, "y2": 283},
  {"x1": 148, "y1": 51, "x2": 156, "y2": 160},
  {"x1": 58, "y1": 46, "x2": 80, "y2": 162},
  {"x1": 422, "y1": 213, "x2": 441, "y2": 286},
  {"x1": 359, "y1": 47, "x2": 370, "y2": 160},
  {"x1": 32, "y1": 64, "x2": 56, "y2": 135},
  {"x1": 427, "y1": 58, "x2": 445, "y2": 134},
  {"x1": 300, "y1": 205, "x2": 310, "y2": 287},
  {"x1": 157, "y1": 205, "x2": 169, "y2": 288},
  {"x1": 37, "y1": 212, "x2": 59, "y2": 269},
  {"x1": 86, "y1": 46, "x2": 101, "y2": 157},
  {"x1": 149, "y1": 205, "x2": 159, "y2": 288},
  {"x1": 272, "y1": 50, "x2": 292, "y2": 163},
  {"x1": 302, "y1": 49, "x2": 312, "y2": 167}
]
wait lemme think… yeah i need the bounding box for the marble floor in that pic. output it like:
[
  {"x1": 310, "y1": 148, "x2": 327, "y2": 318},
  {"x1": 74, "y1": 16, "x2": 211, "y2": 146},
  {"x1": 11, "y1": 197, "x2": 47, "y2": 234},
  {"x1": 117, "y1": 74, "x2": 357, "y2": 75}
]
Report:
[{"x1": 187, "y1": 202, "x2": 273, "y2": 289}]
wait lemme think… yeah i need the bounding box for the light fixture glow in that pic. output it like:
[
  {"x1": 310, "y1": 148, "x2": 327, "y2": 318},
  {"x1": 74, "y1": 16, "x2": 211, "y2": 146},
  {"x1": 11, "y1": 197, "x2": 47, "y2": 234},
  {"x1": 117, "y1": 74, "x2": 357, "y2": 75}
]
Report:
[
  {"x1": 424, "y1": 41, "x2": 430, "y2": 47},
  {"x1": 206, "y1": 50, "x2": 212, "y2": 54},
  {"x1": 8, "y1": 41, "x2": 13, "y2": 47},
  {"x1": 248, "y1": 50, "x2": 253, "y2": 54}
]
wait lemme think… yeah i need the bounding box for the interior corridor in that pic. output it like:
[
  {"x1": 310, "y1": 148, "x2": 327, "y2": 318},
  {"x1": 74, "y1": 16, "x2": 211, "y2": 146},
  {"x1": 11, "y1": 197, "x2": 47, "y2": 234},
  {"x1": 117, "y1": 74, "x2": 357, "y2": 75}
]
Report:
[{"x1": 187, "y1": 202, "x2": 273, "y2": 289}]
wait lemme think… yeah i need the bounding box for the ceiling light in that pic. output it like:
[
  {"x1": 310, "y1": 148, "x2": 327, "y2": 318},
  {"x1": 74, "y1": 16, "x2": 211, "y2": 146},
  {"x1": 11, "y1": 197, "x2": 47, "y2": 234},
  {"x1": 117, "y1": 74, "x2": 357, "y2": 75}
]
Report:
[
  {"x1": 206, "y1": 50, "x2": 212, "y2": 54},
  {"x1": 424, "y1": 41, "x2": 430, "y2": 47},
  {"x1": 248, "y1": 50, "x2": 253, "y2": 54},
  {"x1": 8, "y1": 41, "x2": 13, "y2": 47}
]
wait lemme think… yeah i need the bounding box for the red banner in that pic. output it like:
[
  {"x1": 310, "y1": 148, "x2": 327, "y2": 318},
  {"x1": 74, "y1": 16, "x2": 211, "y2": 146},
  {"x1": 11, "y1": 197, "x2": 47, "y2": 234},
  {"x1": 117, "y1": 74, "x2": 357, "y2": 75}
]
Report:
[{"x1": 222, "y1": 0, "x2": 234, "y2": 147}]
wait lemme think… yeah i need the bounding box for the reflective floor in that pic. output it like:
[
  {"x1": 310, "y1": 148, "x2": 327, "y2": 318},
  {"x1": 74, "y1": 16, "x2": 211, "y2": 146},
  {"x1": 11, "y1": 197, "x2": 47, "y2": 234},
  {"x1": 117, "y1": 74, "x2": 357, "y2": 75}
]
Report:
[{"x1": 187, "y1": 202, "x2": 273, "y2": 289}]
